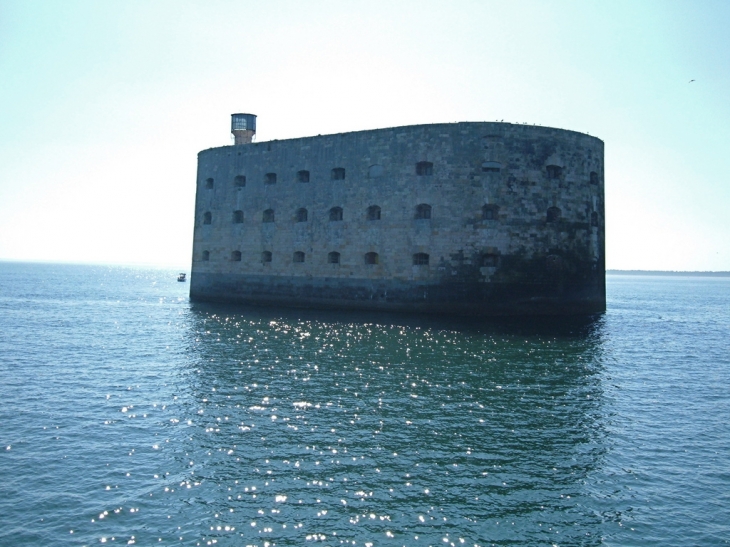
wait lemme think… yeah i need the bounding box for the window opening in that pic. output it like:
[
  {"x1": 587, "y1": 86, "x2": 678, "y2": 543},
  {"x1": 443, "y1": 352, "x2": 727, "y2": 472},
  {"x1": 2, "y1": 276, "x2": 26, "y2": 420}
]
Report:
[
  {"x1": 203, "y1": 211, "x2": 212, "y2": 225},
  {"x1": 416, "y1": 162, "x2": 433, "y2": 176},
  {"x1": 263, "y1": 209, "x2": 275, "y2": 223},
  {"x1": 205, "y1": 178, "x2": 214, "y2": 189},
  {"x1": 262, "y1": 251, "x2": 272, "y2": 263},
  {"x1": 415, "y1": 204, "x2": 432, "y2": 219},
  {"x1": 328, "y1": 252, "x2": 341, "y2": 264},
  {"x1": 590, "y1": 171, "x2": 599, "y2": 185},
  {"x1": 202, "y1": 250, "x2": 210, "y2": 261},
  {"x1": 234, "y1": 175, "x2": 246, "y2": 187},
  {"x1": 482, "y1": 161, "x2": 502, "y2": 173},
  {"x1": 297, "y1": 170, "x2": 310, "y2": 183},
  {"x1": 591, "y1": 211, "x2": 599, "y2": 227},
  {"x1": 364, "y1": 252, "x2": 379, "y2": 265},
  {"x1": 329, "y1": 207, "x2": 343, "y2": 221},
  {"x1": 413, "y1": 253, "x2": 430, "y2": 266},
  {"x1": 231, "y1": 251, "x2": 242, "y2": 262},
  {"x1": 331, "y1": 167, "x2": 346, "y2": 180},
  {"x1": 482, "y1": 254, "x2": 499, "y2": 267},
  {"x1": 293, "y1": 251, "x2": 305, "y2": 263},
  {"x1": 296, "y1": 208, "x2": 308, "y2": 222},
  {"x1": 367, "y1": 205, "x2": 381, "y2": 220},
  {"x1": 264, "y1": 173, "x2": 277, "y2": 185},
  {"x1": 368, "y1": 164, "x2": 384, "y2": 178},
  {"x1": 546, "y1": 165, "x2": 562, "y2": 179},
  {"x1": 233, "y1": 210, "x2": 244, "y2": 224},
  {"x1": 547, "y1": 207, "x2": 562, "y2": 222},
  {"x1": 482, "y1": 204, "x2": 499, "y2": 220}
]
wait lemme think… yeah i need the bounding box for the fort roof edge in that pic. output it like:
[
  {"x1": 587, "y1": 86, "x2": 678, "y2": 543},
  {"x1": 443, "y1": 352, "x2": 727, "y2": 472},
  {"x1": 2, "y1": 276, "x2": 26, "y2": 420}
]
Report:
[{"x1": 198, "y1": 121, "x2": 603, "y2": 156}]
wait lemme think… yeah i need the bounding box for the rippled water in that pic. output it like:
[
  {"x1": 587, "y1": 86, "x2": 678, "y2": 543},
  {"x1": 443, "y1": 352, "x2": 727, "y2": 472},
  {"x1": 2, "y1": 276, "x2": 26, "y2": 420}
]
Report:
[{"x1": 0, "y1": 263, "x2": 728, "y2": 546}]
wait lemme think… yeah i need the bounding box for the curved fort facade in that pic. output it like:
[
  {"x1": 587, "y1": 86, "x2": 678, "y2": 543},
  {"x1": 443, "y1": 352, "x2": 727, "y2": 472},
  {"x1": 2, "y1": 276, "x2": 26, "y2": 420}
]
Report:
[{"x1": 190, "y1": 115, "x2": 605, "y2": 315}]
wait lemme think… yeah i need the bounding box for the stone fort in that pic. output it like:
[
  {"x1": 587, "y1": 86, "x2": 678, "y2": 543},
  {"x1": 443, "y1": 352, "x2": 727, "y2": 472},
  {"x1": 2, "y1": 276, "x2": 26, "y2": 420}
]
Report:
[{"x1": 190, "y1": 114, "x2": 605, "y2": 315}]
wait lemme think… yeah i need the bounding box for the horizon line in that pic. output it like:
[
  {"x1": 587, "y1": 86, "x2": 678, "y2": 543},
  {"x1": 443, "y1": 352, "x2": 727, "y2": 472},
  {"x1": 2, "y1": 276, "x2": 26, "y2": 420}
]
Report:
[{"x1": 1, "y1": 259, "x2": 728, "y2": 276}]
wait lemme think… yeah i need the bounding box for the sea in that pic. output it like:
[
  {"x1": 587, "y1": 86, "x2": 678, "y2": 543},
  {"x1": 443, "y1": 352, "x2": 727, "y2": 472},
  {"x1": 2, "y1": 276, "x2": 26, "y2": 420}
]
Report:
[{"x1": 0, "y1": 262, "x2": 728, "y2": 547}]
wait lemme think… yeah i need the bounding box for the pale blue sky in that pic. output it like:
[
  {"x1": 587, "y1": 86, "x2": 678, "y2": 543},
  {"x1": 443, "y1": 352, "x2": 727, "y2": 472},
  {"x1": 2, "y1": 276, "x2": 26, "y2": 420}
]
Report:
[{"x1": 1, "y1": 0, "x2": 728, "y2": 270}]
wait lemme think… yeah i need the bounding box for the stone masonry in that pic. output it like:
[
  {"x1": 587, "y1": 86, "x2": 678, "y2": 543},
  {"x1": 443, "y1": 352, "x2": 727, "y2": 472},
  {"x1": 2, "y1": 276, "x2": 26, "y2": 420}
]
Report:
[{"x1": 190, "y1": 122, "x2": 605, "y2": 315}]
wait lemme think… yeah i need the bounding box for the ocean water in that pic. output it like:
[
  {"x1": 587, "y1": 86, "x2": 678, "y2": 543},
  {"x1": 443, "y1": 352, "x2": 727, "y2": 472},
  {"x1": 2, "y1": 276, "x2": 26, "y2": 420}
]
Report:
[{"x1": 0, "y1": 263, "x2": 728, "y2": 547}]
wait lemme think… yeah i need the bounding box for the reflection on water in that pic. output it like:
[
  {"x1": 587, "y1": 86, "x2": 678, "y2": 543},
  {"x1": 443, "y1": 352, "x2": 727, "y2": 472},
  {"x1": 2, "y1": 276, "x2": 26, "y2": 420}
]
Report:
[
  {"x1": 167, "y1": 302, "x2": 609, "y2": 546},
  {"x1": 5, "y1": 265, "x2": 728, "y2": 546}
]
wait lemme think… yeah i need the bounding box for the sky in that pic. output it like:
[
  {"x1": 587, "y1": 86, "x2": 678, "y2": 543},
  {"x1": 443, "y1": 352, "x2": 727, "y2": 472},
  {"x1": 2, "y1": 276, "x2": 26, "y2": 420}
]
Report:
[{"x1": 1, "y1": 0, "x2": 729, "y2": 270}]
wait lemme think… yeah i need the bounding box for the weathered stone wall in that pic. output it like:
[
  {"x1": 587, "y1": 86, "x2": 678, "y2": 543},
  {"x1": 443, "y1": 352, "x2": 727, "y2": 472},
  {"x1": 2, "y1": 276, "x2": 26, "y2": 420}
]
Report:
[{"x1": 190, "y1": 122, "x2": 605, "y2": 315}]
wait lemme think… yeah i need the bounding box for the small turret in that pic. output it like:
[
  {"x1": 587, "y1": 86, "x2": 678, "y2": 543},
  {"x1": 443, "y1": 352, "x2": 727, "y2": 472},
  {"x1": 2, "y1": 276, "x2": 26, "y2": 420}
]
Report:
[{"x1": 231, "y1": 113, "x2": 256, "y2": 145}]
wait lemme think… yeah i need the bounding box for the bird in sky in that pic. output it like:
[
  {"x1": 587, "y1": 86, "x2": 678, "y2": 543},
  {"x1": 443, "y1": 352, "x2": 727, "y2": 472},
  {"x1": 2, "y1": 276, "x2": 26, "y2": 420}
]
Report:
[{"x1": 689, "y1": 79, "x2": 696, "y2": 83}]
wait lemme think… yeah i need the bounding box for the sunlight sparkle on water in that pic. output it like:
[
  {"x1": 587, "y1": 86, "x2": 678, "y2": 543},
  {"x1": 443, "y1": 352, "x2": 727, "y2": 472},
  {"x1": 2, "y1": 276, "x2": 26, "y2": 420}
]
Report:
[{"x1": 1, "y1": 265, "x2": 729, "y2": 545}]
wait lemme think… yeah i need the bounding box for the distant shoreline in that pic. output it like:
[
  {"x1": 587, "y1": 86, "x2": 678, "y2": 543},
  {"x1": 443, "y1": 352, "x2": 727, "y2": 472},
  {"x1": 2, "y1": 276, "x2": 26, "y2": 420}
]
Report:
[
  {"x1": 608, "y1": 270, "x2": 730, "y2": 277},
  {"x1": 1, "y1": 261, "x2": 729, "y2": 277}
]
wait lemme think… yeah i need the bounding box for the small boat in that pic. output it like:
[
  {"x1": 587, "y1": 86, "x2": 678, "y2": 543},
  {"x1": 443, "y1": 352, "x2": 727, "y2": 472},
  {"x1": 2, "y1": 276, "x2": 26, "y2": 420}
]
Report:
[{"x1": 177, "y1": 273, "x2": 187, "y2": 282}]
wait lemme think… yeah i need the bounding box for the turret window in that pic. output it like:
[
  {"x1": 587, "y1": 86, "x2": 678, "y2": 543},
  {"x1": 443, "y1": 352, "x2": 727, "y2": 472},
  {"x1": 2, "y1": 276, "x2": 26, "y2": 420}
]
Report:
[
  {"x1": 264, "y1": 172, "x2": 277, "y2": 185},
  {"x1": 547, "y1": 207, "x2": 562, "y2": 222},
  {"x1": 329, "y1": 207, "x2": 343, "y2": 221},
  {"x1": 413, "y1": 253, "x2": 430, "y2": 266},
  {"x1": 262, "y1": 251, "x2": 272, "y2": 263},
  {"x1": 364, "y1": 252, "x2": 379, "y2": 265},
  {"x1": 263, "y1": 209, "x2": 275, "y2": 223},
  {"x1": 590, "y1": 171, "x2": 599, "y2": 185},
  {"x1": 296, "y1": 208, "x2": 308, "y2": 222},
  {"x1": 205, "y1": 178, "x2": 214, "y2": 189},
  {"x1": 416, "y1": 162, "x2": 433, "y2": 176},
  {"x1": 415, "y1": 204, "x2": 432, "y2": 219},
  {"x1": 233, "y1": 210, "x2": 244, "y2": 224},
  {"x1": 202, "y1": 250, "x2": 210, "y2": 261},
  {"x1": 297, "y1": 170, "x2": 310, "y2": 183},
  {"x1": 203, "y1": 211, "x2": 212, "y2": 225},
  {"x1": 234, "y1": 175, "x2": 246, "y2": 187},
  {"x1": 293, "y1": 251, "x2": 305, "y2": 263},
  {"x1": 231, "y1": 251, "x2": 242, "y2": 262},
  {"x1": 328, "y1": 252, "x2": 341, "y2": 264},
  {"x1": 331, "y1": 167, "x2": 346, "y2": 180},
  {"x1": 367, "y1": 205, "x2": 381, "y2": 220}
]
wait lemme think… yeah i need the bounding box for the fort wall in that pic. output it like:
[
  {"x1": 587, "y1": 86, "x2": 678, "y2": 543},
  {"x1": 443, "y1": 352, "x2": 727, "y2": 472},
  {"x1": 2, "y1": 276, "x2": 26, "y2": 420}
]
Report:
[{"x1": 190, "y1": 122, "x2": 605, "y2": 315}]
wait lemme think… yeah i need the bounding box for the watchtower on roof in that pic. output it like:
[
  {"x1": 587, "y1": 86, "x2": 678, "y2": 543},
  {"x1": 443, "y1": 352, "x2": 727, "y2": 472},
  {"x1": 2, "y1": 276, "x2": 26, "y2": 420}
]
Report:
[{"x1": 231, "y1": 113, "x2": 256, "y2": 145}]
